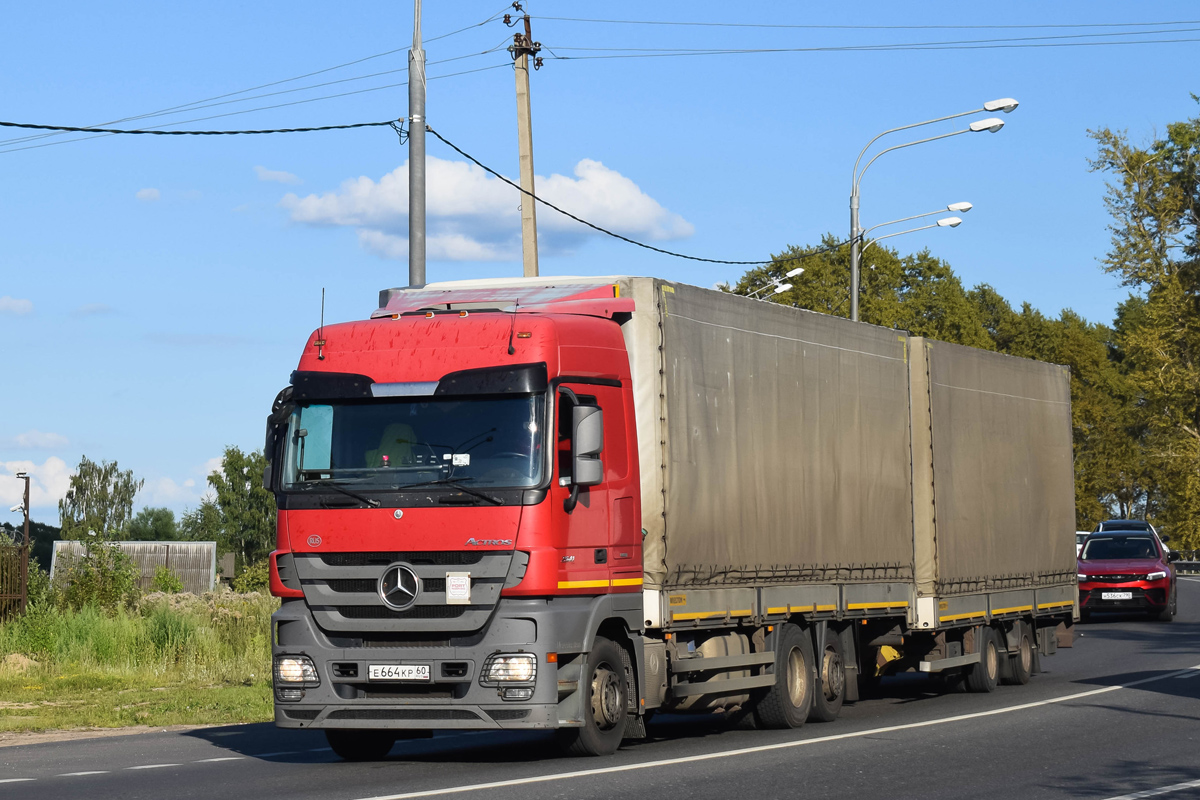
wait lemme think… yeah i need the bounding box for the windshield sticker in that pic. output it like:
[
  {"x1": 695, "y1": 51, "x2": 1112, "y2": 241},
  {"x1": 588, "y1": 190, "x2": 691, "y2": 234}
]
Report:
[{"x1": 452, "y1": 453, "x2": 470, "y2": 466}]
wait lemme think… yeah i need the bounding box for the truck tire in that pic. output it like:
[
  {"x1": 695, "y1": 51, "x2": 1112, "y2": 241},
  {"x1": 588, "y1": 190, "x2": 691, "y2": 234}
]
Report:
[
  {"x1": 755, "y1": 623, "x2": 815, "y2": 729},
  {"x1": 557, "y1": 636, "x2": 628, "y2": 757},
  {"x1": 965, "y1": 627, "x2": 1000, "y2": 693},
  {"x1": 808, "y1": 627, "x2": 845, "y2": 722},
  {"x1": 325, "y1": 729, "x2": 396, "y2": 761},
  {"x1": 1002, "y1": 625, "x2": 1034, "y2": 685}
]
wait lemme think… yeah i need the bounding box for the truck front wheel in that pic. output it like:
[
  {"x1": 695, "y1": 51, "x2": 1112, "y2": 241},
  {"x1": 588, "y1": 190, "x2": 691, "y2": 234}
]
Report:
[
  {"x1": 325, "y1": 729, "x2": 396, "y2": 761},
  {"x1": 755, "y1": 623, "x2": 815, "y2": 729},
  {"x1": 558, "y1": 636, "x2": 628, "y2": 757}
]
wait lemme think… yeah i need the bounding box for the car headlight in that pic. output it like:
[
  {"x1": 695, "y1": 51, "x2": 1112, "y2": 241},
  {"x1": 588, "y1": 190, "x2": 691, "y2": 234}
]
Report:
[
  {"x1": 1077, "y1": 573, "x2": 1088, "y2": 582},
  {"x1": 481, "y1": 653, "x2": 537, "y2": 684},
  {"x1": 1145, "y1": 571, "x2": 1167, "y2": 581},
  {"x1": 274, "y1": 655, "x2": 320, "y2": 685}
]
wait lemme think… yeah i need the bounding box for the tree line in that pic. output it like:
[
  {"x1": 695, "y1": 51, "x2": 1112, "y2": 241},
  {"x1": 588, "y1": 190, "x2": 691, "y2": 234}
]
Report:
[
  {"x1": 726, "y1": 103, "x2": 1200, "y2": 547},
  {"x1": 2, "y1": 447, "x2": 275, "y2": 575}
]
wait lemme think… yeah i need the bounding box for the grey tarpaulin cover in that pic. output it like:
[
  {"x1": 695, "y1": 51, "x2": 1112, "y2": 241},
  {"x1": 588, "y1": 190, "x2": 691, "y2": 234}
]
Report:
[
  {"x1": 912, "y1": 339, "x2": 1076, "y2": 595},
  {"x1": 629, "y1": 280, "x2": 915, "y2": 588}
]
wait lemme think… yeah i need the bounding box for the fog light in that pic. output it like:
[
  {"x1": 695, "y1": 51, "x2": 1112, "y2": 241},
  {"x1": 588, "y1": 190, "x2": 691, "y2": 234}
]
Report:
[
  {"x1": 501, "y1": 687, "x2": 533, "y2": 701},
  {"x1": 276, "y1": 687, "x2": 304, "y2": 702},
  {"x1": 275, "y1": 655, "x2": 320, "y2": 686},
  {"x1": 481, "y1": 653, "x2": 537, "y2": 684}
]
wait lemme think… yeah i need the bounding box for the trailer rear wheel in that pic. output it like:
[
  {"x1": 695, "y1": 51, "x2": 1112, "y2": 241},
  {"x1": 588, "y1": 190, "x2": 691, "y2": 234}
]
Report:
[
  {"x1": 808, "y1": 628, "x2": 845, "y2": 722},
  {"x1": 1002, "y1": 625, "x2": 1034, "y2": 685},
  {"x1": 325, "y1": 729, "x2": 396, "y2": 761},
  {"x1": 755, "y1": 623, "x2": 815, "y2": 729},
  {"x1": 557, "y1": 636, "x2": 627, "y2": 757},
  {"x1": 965, "y1": 627, "x2": 1000, "y2": 693}
]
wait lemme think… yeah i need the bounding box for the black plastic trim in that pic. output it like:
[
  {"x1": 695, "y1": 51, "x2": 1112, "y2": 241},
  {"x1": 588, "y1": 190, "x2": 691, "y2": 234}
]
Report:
[
  {"x1": 435, "y1": 363, "x2": 548, "y2": 396},
  {"x1": 290, "y1": 370, "x2": 375, "y2": 401},
  {"x1": 553, "y1": 375, "x2": 622, "y2": 388}
]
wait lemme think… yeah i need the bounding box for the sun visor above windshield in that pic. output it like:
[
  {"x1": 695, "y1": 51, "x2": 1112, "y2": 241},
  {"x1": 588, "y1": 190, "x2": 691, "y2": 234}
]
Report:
[
  {"x1": 373, "y1": 277, "x2": 634, "y2": 319},
  {"x1": 290, "y1": 370, "x2": 374, "y2": 401},
  {"x1": 435, "y1": 363, "x2": 548, "y2": 396}
]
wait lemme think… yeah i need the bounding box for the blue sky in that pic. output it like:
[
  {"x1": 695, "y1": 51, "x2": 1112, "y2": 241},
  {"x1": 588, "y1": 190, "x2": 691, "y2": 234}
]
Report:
[{"x1": 2, "y1": 1, "x2": 1197, "y2": 521}]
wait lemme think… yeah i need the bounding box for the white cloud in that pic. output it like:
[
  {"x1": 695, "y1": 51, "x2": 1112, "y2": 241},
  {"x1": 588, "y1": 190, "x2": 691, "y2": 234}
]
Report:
[
  {"x1": 280, "y1": 156, "x2": 693, "y2": 261},
  {"x1": 255, "y1": 165, "x2": 301, "y2": 185},
  {"x1": 1, "y1": 458, "x2": 72, "y2": 510},
  {"x1": 201, "y1": 457, "x2": 223, "y2": 479},
  {"x1": 0, "y1": 296, "x2": 33, "y2": 315},
  {"x1": 140, "y1": 476, "x2": 203, "y2": 506},
  {"x1": 12, "y1": 430, "x2": 68, "y2": 449},
  {"x1": 136, "y1": 188, "x2": 160, "y2": 202}
]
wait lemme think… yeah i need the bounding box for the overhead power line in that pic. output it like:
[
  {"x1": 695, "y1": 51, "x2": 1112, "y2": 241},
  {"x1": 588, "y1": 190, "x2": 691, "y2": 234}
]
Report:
[
  {"x1": 536, "y1": 16, "x2": 1200, "y2": 31},
  {"x1": 0, "y1": 4, "x2": 512, "y2": 150},
  {"x1": 0, "y1": 119, "x2": 399, "y2": 136},
  {"x1": 425, "y1": 125, "x2": 848, "y2": 266}
]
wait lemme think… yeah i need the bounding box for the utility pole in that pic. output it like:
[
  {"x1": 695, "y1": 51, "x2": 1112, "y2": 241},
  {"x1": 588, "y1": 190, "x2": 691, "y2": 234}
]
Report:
[
  {"x1": 408, "y1": 0, "x2": 426, "y2": 287},
  {"x1": 16, "y1": 472, "x2": 29, "y2": 614},
  {"x1": 849, "y1": 192, "x2": 861, "y2": 322},
  {"x1": 508, "y1": 4, "x2": 541, "y2": 277}
]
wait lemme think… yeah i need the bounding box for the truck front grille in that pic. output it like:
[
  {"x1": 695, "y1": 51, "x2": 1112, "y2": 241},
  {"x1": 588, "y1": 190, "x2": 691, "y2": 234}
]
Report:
[{"x1": 294, "y1": 551, "x2": 513, "y2": 634}]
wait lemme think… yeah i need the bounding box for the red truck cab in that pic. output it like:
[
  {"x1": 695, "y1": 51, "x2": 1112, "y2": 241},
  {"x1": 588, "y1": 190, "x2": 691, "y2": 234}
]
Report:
[{"x1": 266, "y1": 279, "x2": 644, "y2": 757}]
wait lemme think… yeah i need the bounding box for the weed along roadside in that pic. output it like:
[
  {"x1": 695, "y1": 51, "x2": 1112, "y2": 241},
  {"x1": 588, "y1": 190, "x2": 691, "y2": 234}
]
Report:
[{"x1": 0, "y1": 547, "x2": 278, "y2": 733}]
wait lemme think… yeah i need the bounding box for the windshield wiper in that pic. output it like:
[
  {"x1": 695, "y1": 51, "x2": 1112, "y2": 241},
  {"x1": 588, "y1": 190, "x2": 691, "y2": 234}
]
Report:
[
  {"x1": 305, "y1": 479, "x2": 380, "y2": 508},
  {"x1": 402, "y1": 477, "x2": 503, "y2": 506}
]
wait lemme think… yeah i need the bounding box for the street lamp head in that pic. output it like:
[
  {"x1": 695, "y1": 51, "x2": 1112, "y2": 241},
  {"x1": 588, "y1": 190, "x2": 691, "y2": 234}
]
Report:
[
  {"x1": 946, "y1": 202, "x2": 973, "y2": 213},
  {"x1": 784, "y1": 266, "x2": 805, "y2": 278},
  {"x1": 983, "y1": 98, "x2": 1019, "y2": 113},
  {"x1": 969, "y1": 118, "x2": 1005, "y2": 133},
  {"x1": 773, "y1": 283, "x2": 793, "y2": 294},
  {"x1": 937, "y1": 216, "x2": 963, "y2": 228},
  {"x1": 8, "y1": 504, "x2": 23, "y2": 514}
]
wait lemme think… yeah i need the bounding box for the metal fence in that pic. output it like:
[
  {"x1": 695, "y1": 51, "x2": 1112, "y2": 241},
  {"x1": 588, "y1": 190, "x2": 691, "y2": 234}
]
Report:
[
  {"x1": 0, "y1": 543, "x2": 29, "y2": 619},
  {"x1": 51, "y1": 541, "x2": 217, "y2": 594}
]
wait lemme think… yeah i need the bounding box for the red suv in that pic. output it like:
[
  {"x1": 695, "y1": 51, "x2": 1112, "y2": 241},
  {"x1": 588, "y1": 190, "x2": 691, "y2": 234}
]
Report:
[{"x1": 1077, "y1": 532, "x2": 1178, "y2": 621}]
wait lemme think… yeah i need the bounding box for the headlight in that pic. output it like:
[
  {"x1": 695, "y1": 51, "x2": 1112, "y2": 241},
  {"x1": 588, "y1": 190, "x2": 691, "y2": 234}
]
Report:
[
  {"x1": 1077, "y1": 573, "x2": 1088, "y2": 582},
  {"x1": 481, "y1": 653, "x2": 537, "y2": 684},
  {"x1": 1146, "y1": 571, "x2": 1167, "y2": 581},
  {"x1": 274, "y1": 655, "x2": 320, "y2": 685}
]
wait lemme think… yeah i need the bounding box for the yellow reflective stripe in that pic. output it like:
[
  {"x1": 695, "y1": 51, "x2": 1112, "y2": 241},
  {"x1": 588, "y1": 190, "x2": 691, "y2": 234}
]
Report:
[
  {"x1": 731, "y1": 609, "x2": 754, "y2": 616},
  {"x1": 991, "y1": 605, "x2": 1033, "y2": 615},
  {"x1": 816, "y1": 604, "x2": 837, "y2": 612},
  {"x1": 939, "y1": 611, "x2": 987, "y2": 622},
  {"x1": 672, "y1": 611, "x2": 727, "y2": 621},
  {"x1": 847, "y1": 601, "x2": 910, "y2": 610},
  {"x1": 1037, "y1": 601, "x2": 1073, "y2": 610},
  {"x1": 766, "y1": 606, "x2": 789, "y2": 615},
  {"x1": 557, "y1": 580, "x2": 610, "y2": 589},
  {"x1": 611, "y1": 578, "x2": 644, "y2": 587}
]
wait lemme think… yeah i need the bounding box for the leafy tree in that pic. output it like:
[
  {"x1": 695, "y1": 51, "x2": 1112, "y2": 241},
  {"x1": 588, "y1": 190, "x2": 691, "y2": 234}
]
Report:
[
  {"x1": 1091, "y1": 104, "x2": 1200, "y2": 546},
  {"x1": 179, "y1": 499, "x2": 222, "y2": 541},
  {"x1": 2, "y1": 520, "x2": 61, "y2": 572},
  {"x1": 207, "y1": 447, "x2": 276, "y2": 569},
  {"x1": 58, "y1": 457, "x2": 143, "y2": 541},
  {"x1": 128, "y1": 507, "x2": 178, "y2": 541}
]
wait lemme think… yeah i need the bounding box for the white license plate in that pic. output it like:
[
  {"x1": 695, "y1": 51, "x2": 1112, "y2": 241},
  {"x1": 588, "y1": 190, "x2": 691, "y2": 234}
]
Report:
[
  {"x1": 1101, "y1": 591, "x2": 1133, "y2": 601},
  {"x1": 368, "y1": 664, "x2": 431, "y2": 681}
]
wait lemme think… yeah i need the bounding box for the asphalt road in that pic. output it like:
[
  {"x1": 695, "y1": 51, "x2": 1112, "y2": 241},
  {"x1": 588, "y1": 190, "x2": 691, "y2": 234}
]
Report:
[{"x1": 4, "y1": 579, "x2": 1200, "y2": 800}]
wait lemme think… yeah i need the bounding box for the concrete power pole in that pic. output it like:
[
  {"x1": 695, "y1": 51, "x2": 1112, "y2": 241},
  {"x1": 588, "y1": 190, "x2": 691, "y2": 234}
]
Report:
[
  {"x1": 16, "y1": 472, "x2": 29, "y2": 614},
  {"x1": 510, "y1": 6, "x2": 541, "y2": 277},
  {"x1": 408, "y1": 0, "x2": 426, "y2": 287}
]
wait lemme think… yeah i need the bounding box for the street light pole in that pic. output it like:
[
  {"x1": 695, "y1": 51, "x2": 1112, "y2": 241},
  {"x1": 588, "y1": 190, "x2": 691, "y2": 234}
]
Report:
[
  {"x1": 861, "y1": 216, "x2": 963, "y2": 256},
  {"x1": 848, "y1": 98, "x2": 1017, "y2": 322}
]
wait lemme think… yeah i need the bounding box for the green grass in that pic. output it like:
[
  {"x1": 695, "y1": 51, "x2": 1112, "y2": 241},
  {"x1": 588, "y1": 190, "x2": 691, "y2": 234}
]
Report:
[{"x1": 0, "y1": 592, "x2": 278, "y2": 732}]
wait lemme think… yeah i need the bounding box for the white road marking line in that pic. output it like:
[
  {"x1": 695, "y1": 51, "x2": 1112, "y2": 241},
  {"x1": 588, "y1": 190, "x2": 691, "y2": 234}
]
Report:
[
  {"x1": 126, "y1": 763, "x2": 181, "y2": 770},
  {"x1": 355, "y1": 663, "x2": 1200, "y2": 800},
  {"x1": 0, "y1": 778, "x2": 35, "y2": 783},
  {"x1": 251, "y1": 750, "x2": 299, "y2": 758},
  {"x1": 194, "y1": 757, "x2": 244, "y2": 763},
  {"x1": 1101, "y1": 777, "x2": 1200, "y2": 799},
  {"x1": 1177, "y1": 577, "x2": 1200, "y2": 583},
  {"x1": 59, "y1": 771, "x2": 110, "y2": 776}
]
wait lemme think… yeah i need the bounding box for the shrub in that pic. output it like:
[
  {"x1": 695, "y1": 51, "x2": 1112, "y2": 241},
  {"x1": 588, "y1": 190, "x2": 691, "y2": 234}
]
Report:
[
  {"x1": 151, "y1": 565, "x2": 184, "y2": 594},
  {"x1": 52, "y1": 541, "x2": 140, "y2": 611},
  {"x1": 232, "y1": 559, "x2": 269, "y2": 593}
]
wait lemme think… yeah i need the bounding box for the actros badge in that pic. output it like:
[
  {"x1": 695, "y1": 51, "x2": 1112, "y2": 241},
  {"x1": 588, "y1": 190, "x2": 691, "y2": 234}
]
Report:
[{"x1": 378, "y1": 564, "x2": 420, "y2": 611}]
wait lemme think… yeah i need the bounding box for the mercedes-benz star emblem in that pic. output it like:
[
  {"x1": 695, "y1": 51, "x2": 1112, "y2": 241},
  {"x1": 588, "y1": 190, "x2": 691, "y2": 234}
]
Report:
[{"x1": 378, "y1": 564, "x2": 420, "y2": 611}]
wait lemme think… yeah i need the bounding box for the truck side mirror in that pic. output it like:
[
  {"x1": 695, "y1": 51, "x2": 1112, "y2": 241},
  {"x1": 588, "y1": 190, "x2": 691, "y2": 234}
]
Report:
[{"x1": 571, "y1": 406, "x2": 604, "y2": 487}]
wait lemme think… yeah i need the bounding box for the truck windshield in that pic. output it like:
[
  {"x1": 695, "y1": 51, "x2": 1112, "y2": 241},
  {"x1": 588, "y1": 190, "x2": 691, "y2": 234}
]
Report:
[{"x1": 283, "y1": 394, "x2": 546, "y2": 490}]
